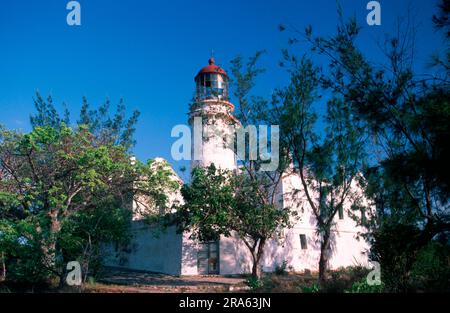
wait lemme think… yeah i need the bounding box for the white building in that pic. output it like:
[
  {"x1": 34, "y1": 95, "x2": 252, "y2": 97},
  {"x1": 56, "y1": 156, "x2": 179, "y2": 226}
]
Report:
[{"x1": 106, "y1": 58, "x2": 370, "y2": 276}]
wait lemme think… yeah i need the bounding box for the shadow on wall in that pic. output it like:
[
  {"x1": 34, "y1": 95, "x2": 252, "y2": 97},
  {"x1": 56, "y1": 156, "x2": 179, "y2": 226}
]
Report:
[
  {"x1": 262, "y1": 232, "x2": 296, "y2": 272},
  {"x1": 220, "y1": 235, "x2": 252, "y2": 275},
  {"x1": 180, "y1": 234, "x2": 198, "y2": 275},
  {"x1": 104, "y1": 221, "x2": 184, "y2": 276},
  {"x1": 307, "y1": 211, "x2": 339, "y2": 271}
]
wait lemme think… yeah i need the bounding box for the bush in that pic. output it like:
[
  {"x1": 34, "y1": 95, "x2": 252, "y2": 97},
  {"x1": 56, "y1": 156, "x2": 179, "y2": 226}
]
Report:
[
  {"x1": 321, "y1": 266, "x2": 370, "y2": 293},
  {"x1": 410, "y1": 241, "x2": 450, "y2": 292},
  {"x1": 0, "y1": 203, "x2": 131, "y2": 288},
  {"x1": 246, "y1": 276, "x2": 264, "y2": 290},
  {"x1": 371, "y1": 223, "x2": 450, "y2": 292},
  {"x1": 346, "y1": 278, "x2": 384, "y2": 293},
  {"x1": 58, "y1": 204, "x2": 131, "y2": 281},
  {"x1": 302, "y1": 283, "x2": 320, "y2": 293},
  {"x1": 0, "y1": 217, "x2": 51, "y2": 286},
  {"x1": 274, "y1": 261, "x2": 288, "y2": 275},
  {"x1": 371, "y1": 223, "x2": 422, "y2": 292}
]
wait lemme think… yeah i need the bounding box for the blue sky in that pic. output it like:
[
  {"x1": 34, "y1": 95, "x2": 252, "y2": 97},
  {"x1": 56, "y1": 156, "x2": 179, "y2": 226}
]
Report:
[{"x1": 0, "y1": 0, "x2": 445, "y2": 175}]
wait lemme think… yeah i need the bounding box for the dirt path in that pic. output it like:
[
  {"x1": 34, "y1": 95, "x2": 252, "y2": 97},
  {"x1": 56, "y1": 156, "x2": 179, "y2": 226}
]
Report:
[{"x1": 91, "y1": 268, "x2": 248, "y2": 293}]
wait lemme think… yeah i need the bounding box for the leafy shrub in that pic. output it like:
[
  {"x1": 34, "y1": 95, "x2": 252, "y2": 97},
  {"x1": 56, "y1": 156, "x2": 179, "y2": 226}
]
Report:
[
  {"x1": 346, "y1": 278, "x2": 384, "y2": 293},
  {"x1": 0, "y1": 217, "x2": 51, "y2": 286},
  {"x1": 274, "y1": 261, "x2": 288, "y2": 275},
  {"x1": 370, "y1": 223, "x2": 422, "y2": 292},
  {"x1": 371, "y1": 223, "x2": 450, "y2": 292},
  {"x1": 246, "y1": 276, "x2": 264, "y2": 290},
  {"x1": 410, "y1": 241, "x2": 450, "y2": 292},
  {"x1": 302, "y1": 283, "x2": 320, "y2": 293},
  {"x1": 321, "y1": 266, "x2": 370, "y2": 293},
  {"x1": 58, "y1": 204, "x2": 131, "y2": 280}
]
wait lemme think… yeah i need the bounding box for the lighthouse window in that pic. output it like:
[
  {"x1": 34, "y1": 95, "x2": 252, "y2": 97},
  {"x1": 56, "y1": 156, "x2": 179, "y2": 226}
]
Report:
[
  {"x1": 196, "y1": 73, "x2": 227, "y2": 100},
  {"x1": 210, "y1": 74, "x2": 218, "y2": 86},
  {"x1": 204, "y1": 74, "x2": 212, "y2": 87}
]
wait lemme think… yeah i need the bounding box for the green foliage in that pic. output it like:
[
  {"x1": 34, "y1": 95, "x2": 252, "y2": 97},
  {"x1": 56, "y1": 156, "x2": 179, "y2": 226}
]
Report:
[
  {"x1": 370, "y1": 223, "x2": 419, "y2": 292},
  {"x1": 371, "y1": 224, "x2": 450, "y2": 292},
  {"x1": 229, "y1": 51, "x2": 266, "y2": 124},
  {"x1": 281, "y1": 3, "x2": 450, "y2": 291},
  {"x1": 302, "y1": 283, "x2": 320, "y2": 293},
  {"x1": 0, "y1": 217, "x2": 50, "y2": 285},
  {"x1": 274, "y1": 261, "x2": 288, "y2": 276},
  {"x1": 410, "y1": 241, "x2": 450, "y2": 292},
  {"x1": 346, "y1": 278, "x2": 384, "y2": 293},
  {"x1": 174, "y1": 165, "x2": 235, "y2": 241},
  {"x1": 175, "y1": 165, "x2": 294, "y2": 242},
  {"x1": 232, "y1": 51, "x2": 367, "y2": 283},
  {"x1": 30, "y1": 93, "x2": 69, "y2": 131},
  {"x1": 246, "y1": 276, "x2": 264, "y2": 290},
  {"x1": 58, "y1": 204, "x2": 132, "y2": 278},
  {"x1": 172, "y1": 165, "x2": 294, "y2": 278},
  {"x1": 0, "y1": 123, "x2": 175, "y2": 287},
  {"x1": 232, "y1": 3, "x2": 449, "y2": 289},
  {"x1": 30, "y1": 92, "x2": 140, "y2": 151},
  {"x1": 320, "y1": 266, "x2": 370, "y2": 293}
]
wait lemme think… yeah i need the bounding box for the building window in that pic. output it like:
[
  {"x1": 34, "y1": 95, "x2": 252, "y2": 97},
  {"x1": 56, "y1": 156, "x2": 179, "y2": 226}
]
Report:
[
  {"x1": 299, "y1": 234, "x2": 307, "y2": 250},
  {"x1": 338, "y1": 205, "x2": 344, "y2": 220}
]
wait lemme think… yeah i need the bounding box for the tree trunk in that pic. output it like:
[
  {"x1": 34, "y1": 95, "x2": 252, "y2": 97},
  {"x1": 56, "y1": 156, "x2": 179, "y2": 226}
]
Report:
[
  {"x1": 318, "y1": 230, "x2": 331, "y2": 287},
  {"x1": 251, "y1": 238, "x2": 266, "y2": 279},
  {"x1": 47, "y1": 210, "x2": 61, "y2": 263},
  {"x1": 251, "y1": 258, "x2": 261, "y2": 279},
  {"x1": 1, "y1": 252, "x2": 5, "y2": 281},
  {"x1": 46, "y1": 209, "x2": 64, "y2": 286}
]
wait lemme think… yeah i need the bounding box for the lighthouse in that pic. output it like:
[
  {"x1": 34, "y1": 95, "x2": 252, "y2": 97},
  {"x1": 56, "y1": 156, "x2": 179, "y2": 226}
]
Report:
[
  {"x1": 106, "y1": 56, "x2": 371, "y2": 277},
  {"x1": 189, "y1": 58, "x2": 238, "y2": 171}
]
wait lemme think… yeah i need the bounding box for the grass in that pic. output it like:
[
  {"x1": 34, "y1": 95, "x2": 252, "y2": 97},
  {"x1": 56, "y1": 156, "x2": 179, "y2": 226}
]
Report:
[
  {"x1": 248, "y1": 266, "x2": 371, "y2": 293},
  {"x1": 0, "y1": 266, "x2": 372, "y2": 293}
]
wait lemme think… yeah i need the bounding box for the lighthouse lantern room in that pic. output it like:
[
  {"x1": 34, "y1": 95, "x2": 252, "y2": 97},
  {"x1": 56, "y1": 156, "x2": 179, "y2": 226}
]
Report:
[{"x1": 195, "y1": 58, "x2": 229, "y2": 101}]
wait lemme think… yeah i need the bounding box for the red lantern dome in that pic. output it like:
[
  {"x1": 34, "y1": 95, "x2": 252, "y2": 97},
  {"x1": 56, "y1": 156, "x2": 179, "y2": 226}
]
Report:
[
  {"x1": 195, "y1": 58, "x2": 228, "y2": 80},
  {"x1": 195, "y1": 58, "x2": 229, "y2": 101}
]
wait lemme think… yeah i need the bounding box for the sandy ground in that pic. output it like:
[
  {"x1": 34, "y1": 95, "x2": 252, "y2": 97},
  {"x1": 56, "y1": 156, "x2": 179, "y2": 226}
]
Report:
[{"x1": 87, "y1": 268, "x2": 248, "y2": 293}]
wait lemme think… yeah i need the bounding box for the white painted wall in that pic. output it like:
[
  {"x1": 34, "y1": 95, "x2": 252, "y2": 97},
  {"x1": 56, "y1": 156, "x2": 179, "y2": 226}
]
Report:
[
  {"x1": 105, "y1": 160, "x2": 370, "y2": 277},
  {"x1": 201, "y1": 170, "x2": 371, "y2": 275},
  {"x1": 105, "y1": 222, "x2": 183, "y2": 275},
  {"x1": 189, "y1": 100, "x2": 237, "y2": 171},
  {"x1": 279, "y1": 170, "x2": 371, "y2": 271},
  {"x1": 180, "y1": 232, "x2": 199, "y2": 275}
]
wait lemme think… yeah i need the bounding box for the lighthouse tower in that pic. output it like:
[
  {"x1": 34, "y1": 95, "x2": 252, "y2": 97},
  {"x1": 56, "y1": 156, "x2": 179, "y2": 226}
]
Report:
[{"x1": 189, "y1": 58, "x2": 238, "y2": 171}]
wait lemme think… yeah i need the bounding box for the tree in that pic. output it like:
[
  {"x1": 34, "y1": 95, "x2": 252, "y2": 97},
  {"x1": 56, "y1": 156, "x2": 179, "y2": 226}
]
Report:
[
  {"x1": 228, "y1": 52, "x2": 300, "y2": 278},
  {"x1": 433, "y1": 0, "x2": 450, "y2": 38},
  {"x1": 30, "y1": 92, "x2": 140, "y2": 151},
  {"x1": 228, "y1": 50, "x2": 368, "y2": 285},
  {"x1": 173, "y1": 165, "x2": 294, "y2": 279},
  {"x1": 0, "y1": 124, "x2": 177, "y2": 286},
  {"x1": 278, "y1": 4, "x2": 450, "y2": 290},
  {"x1": 273, "y1": 55, "x2": 367, "y2": 285}
]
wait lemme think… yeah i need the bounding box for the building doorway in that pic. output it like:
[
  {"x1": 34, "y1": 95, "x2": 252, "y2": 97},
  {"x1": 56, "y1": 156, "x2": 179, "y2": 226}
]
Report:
[{"x1": 197, "y1": 241, "x2": 219, "y2": 275}]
